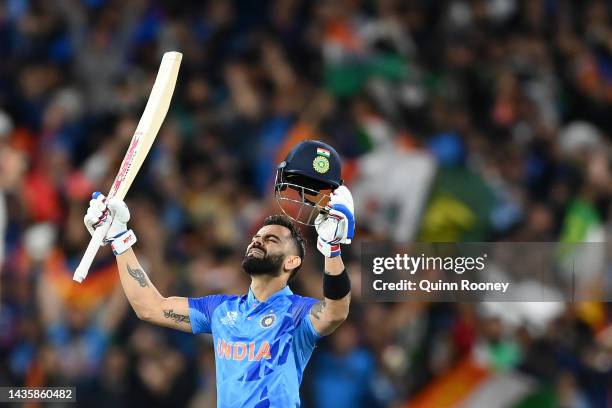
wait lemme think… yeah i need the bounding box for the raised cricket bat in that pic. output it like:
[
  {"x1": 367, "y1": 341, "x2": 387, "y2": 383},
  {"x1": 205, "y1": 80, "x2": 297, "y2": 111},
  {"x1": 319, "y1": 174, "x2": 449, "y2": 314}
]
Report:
[{"x1": 73, "y1": 51, "x2": 182, "y2": 283}]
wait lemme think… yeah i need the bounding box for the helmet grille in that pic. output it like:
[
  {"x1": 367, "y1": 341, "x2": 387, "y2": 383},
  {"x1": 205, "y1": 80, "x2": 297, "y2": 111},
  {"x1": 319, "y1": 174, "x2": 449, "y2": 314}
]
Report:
[{"x1": 274, "y1": 169, "x2": 333, "y2": 225}]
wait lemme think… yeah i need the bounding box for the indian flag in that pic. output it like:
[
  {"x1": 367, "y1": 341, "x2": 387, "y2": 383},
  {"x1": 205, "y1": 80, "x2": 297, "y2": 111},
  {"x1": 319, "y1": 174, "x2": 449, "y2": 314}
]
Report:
[
  {"x1": 405, "y1": 358, "x2": 538, "y2": 408},
  {"x1": 317, "y1": 147, "x2": 330, "y2": 157}
]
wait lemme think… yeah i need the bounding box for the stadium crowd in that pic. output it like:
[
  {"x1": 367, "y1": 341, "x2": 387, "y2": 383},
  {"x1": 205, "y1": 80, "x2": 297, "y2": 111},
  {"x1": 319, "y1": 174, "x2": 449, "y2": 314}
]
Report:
[{"x1": 0, "y1": 0, "x2": 611, "y2": 407}]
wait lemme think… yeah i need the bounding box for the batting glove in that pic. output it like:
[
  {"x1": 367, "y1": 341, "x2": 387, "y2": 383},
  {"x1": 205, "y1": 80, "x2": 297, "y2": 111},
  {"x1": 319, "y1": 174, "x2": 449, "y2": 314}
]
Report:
[
  {"x1": 315, "y1": 186, "x2": 355, "y2": 258},
  {"x1": 83, "y1": 192, "x2": 137, "y2": 255}
]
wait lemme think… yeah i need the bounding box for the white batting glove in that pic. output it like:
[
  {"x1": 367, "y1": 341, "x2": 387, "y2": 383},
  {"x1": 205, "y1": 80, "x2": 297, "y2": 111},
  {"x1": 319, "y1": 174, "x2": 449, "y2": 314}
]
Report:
[
  {"x1": 315, "y1": 186, "x2": 355, "y2": 258},
  {"x1": 83, "y1": 192, "x2": 137, "y2": 255}
]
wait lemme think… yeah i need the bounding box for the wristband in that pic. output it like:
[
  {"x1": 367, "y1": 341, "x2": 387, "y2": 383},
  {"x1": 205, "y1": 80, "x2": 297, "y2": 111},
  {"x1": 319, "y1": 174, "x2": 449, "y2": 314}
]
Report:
[
  {"x1": 323, "y1": 269, "x2": 351, "y2": 300},
  {"x1": 111, "y1": 229, "x2": 137, "y2": 255}
]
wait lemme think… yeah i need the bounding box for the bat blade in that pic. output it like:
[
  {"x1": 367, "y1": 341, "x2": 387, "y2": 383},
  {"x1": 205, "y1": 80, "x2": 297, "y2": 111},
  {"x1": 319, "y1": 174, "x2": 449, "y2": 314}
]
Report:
[{"x1": 73, "y1": 51, "x2": 182, "y2": 283}]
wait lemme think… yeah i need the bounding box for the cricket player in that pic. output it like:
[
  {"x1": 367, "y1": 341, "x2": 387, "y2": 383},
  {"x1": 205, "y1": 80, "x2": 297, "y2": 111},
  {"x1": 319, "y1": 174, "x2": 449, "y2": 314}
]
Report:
[{"x1": 84, "y1": 141, "x2": 354, "y2": 407}]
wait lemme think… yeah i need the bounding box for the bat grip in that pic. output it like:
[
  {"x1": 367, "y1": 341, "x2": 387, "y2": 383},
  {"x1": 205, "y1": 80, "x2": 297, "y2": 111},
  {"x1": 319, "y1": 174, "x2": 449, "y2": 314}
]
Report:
[{"x1": 73, "y1": 222, "x2": 111, "y2": 283}]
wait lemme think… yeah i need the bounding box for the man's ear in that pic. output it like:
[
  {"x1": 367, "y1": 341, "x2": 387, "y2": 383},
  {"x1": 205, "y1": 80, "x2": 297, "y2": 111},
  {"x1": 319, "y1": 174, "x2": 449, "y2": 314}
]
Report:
[{"x1": 284, "y1": 255, "x2": 301, "y2": 271}]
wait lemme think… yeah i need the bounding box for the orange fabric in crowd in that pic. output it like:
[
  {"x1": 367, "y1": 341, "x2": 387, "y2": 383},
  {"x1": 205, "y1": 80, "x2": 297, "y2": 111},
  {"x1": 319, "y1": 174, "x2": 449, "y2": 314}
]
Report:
[{"x1": 45, "y1": 249, "x2": 119, "y2": 311}]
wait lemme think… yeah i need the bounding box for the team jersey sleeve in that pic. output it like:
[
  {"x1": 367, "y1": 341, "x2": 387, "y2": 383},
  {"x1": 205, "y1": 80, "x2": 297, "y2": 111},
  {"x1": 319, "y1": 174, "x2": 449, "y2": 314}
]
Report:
[
  {"x1": 188, "y1": 295, "x2": 232, "y2": 334},
  {"x1": 290, "y1": 297, "x2": 322, "y2": 363}
]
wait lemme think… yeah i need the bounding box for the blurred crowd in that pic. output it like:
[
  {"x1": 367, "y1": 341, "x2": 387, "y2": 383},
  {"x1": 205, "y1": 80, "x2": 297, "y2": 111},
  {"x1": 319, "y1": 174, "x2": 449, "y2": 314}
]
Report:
[{"x1": 1, "y1": 0, "x2": 611, "y2": 407}]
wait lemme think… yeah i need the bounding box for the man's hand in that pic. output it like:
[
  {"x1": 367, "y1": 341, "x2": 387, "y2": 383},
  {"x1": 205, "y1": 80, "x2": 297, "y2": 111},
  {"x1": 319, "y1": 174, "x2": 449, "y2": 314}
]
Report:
[
  {"x1": 310, "y1": 186, "x2": 354, "y2": 335},
  {"x1": 315, "y1": 186, "x2": 355, "y2": 257},
  {"x1": 84, "y1": 193, "x2": 191, "y2": 332},
  {"x1": 84, "y1": 192, "x2": 136, "y2": 255}
]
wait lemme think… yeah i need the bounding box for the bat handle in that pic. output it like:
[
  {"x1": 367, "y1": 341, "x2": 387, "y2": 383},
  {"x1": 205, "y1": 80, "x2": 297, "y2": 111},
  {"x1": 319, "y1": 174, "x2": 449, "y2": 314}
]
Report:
[{"x1": 73, "y1": 223, "x2": 110, "y2": 283}]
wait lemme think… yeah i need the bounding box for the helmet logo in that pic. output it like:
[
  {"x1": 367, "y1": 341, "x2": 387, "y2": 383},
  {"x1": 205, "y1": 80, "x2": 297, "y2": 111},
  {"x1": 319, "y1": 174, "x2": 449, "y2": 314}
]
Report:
[
  {"x1": 313, "y1": 156, "x2": 330, "y2": 174},
  {"x1": 316, "y1": 147, "x2": 331, "y2": 158}
]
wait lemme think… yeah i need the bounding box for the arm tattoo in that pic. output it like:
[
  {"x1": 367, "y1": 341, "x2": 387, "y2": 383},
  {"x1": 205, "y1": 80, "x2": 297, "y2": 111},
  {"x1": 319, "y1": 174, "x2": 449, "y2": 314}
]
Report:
[
  {"x1": 163, "y1": 309, "x2": 190, "y2": 324},
  {"x1": 310, "y1": 301, "x2": 326, "y2": 320},
  {"x1": 127, "y1": 264, "x2": 148, "y2": 287}
]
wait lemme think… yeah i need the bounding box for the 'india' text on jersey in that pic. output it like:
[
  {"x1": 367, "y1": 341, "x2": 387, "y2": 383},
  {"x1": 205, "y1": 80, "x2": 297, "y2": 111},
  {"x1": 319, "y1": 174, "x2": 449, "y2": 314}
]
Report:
[{"x1": 188, "y1": 286, "x2": 320, "y2": 407}]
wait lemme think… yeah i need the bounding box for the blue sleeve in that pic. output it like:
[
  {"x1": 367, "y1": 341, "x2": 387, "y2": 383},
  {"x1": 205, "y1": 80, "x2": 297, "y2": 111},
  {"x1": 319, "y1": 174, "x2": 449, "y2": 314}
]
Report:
[
  {"x1": 188, "y1": 295, "x2": 232, "y2": 334},
  {"x1": 290, "y1": 296, "x2": 322, "y2": 364}
]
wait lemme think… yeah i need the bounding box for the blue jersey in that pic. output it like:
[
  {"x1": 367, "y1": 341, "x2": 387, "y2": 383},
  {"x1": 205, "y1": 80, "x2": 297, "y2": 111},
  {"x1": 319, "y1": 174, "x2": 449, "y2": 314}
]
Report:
[{"x1": 188, "y1": 286, "x2": 321, "y2": 407}]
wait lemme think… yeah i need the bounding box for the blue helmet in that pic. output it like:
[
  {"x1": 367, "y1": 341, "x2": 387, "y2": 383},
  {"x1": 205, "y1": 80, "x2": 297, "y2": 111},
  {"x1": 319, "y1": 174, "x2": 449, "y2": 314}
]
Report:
[{"x1": 274, "y1": 140, "x2": 343, "y2": 225}]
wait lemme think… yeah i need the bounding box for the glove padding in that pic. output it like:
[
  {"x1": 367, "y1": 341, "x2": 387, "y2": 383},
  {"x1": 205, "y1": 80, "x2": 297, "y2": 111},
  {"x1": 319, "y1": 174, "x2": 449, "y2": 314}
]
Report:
[
  {"x1": 315, "y1": 186, "x2": 355, "y2": 257},
  {"x1": 84, "y1": 192, "x2": 130, "y2": 245}
]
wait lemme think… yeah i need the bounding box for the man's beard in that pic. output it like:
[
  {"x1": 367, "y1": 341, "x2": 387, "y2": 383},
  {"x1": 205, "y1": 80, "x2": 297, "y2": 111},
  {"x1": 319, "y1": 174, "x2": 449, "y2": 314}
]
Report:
[{"x1": 242, "y1": 251, "x2": 285, "y2": 276}]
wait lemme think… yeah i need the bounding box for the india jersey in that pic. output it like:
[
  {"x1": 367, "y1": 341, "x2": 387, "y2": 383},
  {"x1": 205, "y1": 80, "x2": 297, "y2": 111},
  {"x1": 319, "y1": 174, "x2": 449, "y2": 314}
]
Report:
[{"x1": 188, "y1": 286, "x2": 321, "y2": 407}]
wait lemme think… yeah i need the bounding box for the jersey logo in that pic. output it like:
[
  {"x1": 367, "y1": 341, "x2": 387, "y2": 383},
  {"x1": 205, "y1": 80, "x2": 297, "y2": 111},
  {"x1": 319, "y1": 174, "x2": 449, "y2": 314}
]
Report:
[
  {"x1": 220, "y1": 311, "x2": 238, "y2": 326},
  {"x1": 260, "y1": 312, "x2": 276, "y2": 329},
  {"x1": 217, "y1": 339, "x2": 271, "y2": 361}
]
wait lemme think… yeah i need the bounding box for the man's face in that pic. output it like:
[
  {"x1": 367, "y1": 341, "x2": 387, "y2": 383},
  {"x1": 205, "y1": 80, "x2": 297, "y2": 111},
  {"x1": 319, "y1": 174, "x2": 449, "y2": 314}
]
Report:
[{"x1": 242, "y1": 224, "x2": 297, "y2": 277}]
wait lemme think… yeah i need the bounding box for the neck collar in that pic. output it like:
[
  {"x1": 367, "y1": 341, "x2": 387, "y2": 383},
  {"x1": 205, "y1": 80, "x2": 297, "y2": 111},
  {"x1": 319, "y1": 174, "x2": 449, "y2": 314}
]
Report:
[{"x1": 247, "y1": 285, "x2": 293, "y2": 307}]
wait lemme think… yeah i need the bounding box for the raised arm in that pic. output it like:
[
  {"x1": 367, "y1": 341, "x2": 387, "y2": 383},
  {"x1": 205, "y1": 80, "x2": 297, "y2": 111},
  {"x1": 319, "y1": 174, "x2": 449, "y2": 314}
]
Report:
[
  {"x1": 310, "y1": 186, "x2": 354, "y2": 336},
  {"x1": 309, "y1": 256, "x2": 351, "y2": 336},
  {"x1": 84, "y1": 193, "x2": 192, "y2": 333},
  {"x1": 115, "y1": 249, "x2": 191, "y2": 332}
]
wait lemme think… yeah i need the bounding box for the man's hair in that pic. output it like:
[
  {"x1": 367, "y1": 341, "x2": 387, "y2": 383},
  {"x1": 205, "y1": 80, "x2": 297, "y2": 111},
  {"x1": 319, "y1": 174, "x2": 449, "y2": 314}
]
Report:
[{"x1": 263, "y1": 214, "x2": 306, "y2": 281}]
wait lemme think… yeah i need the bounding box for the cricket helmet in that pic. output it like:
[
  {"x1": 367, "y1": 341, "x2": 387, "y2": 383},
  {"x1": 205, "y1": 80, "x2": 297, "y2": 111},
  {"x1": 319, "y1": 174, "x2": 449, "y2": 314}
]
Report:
[{"x1": 274, "y1": 140, "x2": 343, "y2": 225}]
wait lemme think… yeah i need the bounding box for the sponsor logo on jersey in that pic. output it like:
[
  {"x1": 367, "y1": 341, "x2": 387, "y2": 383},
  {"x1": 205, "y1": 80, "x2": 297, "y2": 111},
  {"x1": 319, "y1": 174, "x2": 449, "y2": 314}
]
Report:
[
  {"x1": 216, "y1": 339, "x2": 272, "y2": 361},
  {"x1": 220, "y1": 311, "x2": 238, "y2": 326}
]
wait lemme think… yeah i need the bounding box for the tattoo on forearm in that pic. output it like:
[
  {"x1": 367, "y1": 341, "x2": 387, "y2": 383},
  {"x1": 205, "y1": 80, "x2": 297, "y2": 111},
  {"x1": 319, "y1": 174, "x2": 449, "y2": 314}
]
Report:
[
  {"x1": 310, "y1": 301, "x2": 326, "y2": 320},
  {"x1": 127, "y1": 264, "x2": 148, "y2": 287},
  {"x1": 164, "y1": 309, "x2": 190, "y2": 324}
]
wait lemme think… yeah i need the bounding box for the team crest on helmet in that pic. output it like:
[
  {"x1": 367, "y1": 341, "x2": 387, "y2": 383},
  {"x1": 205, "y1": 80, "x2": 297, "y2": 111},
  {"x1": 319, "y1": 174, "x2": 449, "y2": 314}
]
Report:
[
  {"x1": 313, "y1": 156, "x2": 330, "y2": 174},
  {"x1": 260, "y1": 312, "x2": 276, "y2": 328}
]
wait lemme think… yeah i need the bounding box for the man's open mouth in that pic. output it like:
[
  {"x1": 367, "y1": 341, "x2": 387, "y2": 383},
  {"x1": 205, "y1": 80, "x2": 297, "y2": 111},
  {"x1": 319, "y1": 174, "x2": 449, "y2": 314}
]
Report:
[{"x1": 248, "y1": 248, "x2": 265, "y2": 257}]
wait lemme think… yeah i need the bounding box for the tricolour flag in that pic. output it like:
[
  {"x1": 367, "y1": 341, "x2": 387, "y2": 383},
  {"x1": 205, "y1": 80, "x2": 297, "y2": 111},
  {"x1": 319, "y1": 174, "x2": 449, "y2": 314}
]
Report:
[{"x1": 317, "y1": 147, "x2": 330, "y2": 157}]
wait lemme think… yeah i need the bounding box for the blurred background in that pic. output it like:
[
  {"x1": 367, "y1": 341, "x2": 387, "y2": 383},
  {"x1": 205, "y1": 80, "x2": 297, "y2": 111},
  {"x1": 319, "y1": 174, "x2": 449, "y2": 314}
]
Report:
[{"x1": 0, "y1": 0, "x2": 611, "y2": 406}]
